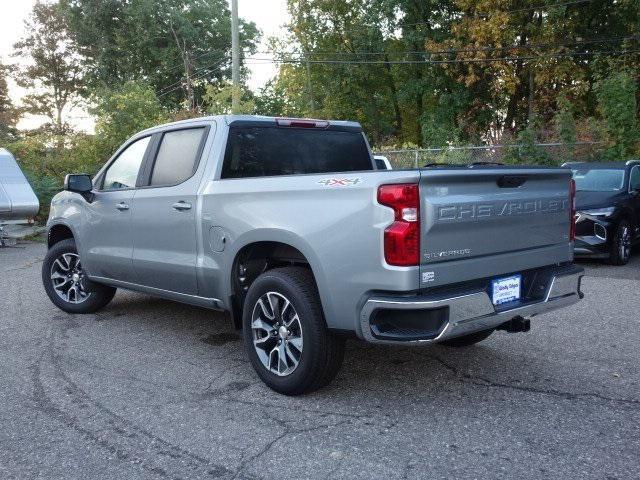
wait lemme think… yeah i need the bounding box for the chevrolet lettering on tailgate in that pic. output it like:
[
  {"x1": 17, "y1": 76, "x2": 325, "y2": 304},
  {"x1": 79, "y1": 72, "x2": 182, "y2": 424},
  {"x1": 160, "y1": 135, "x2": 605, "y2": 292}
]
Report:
[{"x1": 437, "y1": 198, "x2": 569, "y2": 222}]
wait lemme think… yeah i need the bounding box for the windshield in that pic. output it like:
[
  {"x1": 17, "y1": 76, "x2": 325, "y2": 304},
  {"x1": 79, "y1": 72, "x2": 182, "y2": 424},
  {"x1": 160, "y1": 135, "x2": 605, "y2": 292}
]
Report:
[{"x1": 571, "y1": 168, "x2": 625, "y2": 192}]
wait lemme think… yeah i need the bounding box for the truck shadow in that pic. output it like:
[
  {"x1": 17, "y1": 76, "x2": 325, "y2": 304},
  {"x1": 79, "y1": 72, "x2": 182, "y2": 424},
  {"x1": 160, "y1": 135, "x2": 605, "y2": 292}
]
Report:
[{"x1": 91, "y1": 290, "x2": 562, "y2": 403}]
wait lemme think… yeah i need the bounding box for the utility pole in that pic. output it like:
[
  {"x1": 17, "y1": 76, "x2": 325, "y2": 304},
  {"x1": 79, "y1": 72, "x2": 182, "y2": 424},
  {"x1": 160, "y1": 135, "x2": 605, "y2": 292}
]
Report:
[
  {"x1": 303, "y1": 49, "x2": 315, "y2": 115},
  {"x1": 231, "y1": 0, "x2": 240, "y2": 113}
]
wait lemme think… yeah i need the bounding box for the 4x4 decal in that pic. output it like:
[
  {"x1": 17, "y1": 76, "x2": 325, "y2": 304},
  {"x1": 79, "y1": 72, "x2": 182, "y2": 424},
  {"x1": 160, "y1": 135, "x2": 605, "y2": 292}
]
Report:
[{"x1": 317, "y1": 177, "x2": 361, "y2": 187}]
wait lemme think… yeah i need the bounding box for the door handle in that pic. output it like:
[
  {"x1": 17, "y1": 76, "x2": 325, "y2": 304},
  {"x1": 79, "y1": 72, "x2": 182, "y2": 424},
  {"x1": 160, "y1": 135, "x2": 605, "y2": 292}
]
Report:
[
  {"x1": 172, "y1": 201, "x2": 192, "y2": 211},
  {"x1": 116, "y1": 202, "x2": 129, "y2": 211}
]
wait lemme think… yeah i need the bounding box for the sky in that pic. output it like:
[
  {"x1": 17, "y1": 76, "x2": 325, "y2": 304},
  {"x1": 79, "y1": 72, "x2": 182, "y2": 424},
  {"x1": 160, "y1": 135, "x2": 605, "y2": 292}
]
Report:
[{"x1": 0, "y1": 0, "x2": 289, "y2": 132}]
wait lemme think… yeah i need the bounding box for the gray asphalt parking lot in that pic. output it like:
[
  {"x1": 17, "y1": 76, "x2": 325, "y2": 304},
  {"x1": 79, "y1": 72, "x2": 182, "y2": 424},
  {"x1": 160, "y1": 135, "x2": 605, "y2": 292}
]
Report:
[{"x1": 1, "y1": 242, "x2": 638, "y2": 480}]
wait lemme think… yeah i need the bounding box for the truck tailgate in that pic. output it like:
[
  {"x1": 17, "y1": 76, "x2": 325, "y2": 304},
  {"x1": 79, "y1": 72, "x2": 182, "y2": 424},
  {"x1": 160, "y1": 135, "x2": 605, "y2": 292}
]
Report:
[{"x1": 419, "y1": 168, "x2": 573, "y2": 288}]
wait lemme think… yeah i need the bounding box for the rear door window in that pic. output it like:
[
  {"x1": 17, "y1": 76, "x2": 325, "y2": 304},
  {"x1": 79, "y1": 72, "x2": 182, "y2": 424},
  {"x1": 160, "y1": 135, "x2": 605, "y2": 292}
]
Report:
[
  {"x1": 221, "y1": 126, "x2": 372, "y2": 179},
  {"x1": 150, "y1": 128, "x2": 206, "y2": 186}
]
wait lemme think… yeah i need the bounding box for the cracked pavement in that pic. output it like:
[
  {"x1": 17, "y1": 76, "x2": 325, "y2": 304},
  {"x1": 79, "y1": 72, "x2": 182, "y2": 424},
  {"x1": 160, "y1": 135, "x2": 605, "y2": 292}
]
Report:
[{"x1": 1, "y1": 242, "x2": 639, "y2": 479}]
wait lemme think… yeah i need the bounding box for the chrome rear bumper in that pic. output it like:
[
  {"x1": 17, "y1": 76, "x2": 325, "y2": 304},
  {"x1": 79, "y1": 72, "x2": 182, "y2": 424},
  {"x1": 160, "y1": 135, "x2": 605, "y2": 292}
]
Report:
[{"x1": 359, "y1": 265, "x2": 584, "y2": 344}]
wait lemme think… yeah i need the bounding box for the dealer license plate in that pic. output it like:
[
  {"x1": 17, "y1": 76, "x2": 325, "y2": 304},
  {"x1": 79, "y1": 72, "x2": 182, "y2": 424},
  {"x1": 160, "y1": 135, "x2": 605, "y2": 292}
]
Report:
[{"x1": 491, "y1": 275, "x2": 521, "y2": 306}]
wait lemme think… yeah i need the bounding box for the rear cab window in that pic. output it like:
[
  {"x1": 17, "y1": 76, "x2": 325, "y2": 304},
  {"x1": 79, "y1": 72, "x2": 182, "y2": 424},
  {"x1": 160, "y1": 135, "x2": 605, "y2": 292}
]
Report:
[
  {"x1": 221, "y1": 125, "x2": 373, "y2": 179},
  {"x1": 149, "y1": 127, "x2": 206, "y2": 187}
]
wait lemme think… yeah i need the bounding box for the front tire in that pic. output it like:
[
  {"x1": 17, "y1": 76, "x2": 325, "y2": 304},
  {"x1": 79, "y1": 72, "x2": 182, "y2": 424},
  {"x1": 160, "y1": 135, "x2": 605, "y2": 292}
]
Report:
[
  {"x1": 609, "y1": 220, "x2": 632, "y2": 266},
  {"x1": 42, "y1": 238, "x2": 116, "y2": 314},
  {"x1": 438, "y1": 328, "x2": 494, "y2": 347},
  {"x1": 242, "y1": 267, "x2": 345, "y2": 395}
]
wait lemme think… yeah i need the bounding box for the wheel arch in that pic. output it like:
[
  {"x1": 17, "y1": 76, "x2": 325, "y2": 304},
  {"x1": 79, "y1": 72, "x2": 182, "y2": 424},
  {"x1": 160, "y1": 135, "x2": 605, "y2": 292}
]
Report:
[
  {"x1": 47, "y1": 223, "x2": 75, "y2": 249},
  {"x1": 227, "y1": 232, "x2": 331, "y2": 330},
  {"x1": 620, "y1": 207, "x2": 637, "y2": 231}
]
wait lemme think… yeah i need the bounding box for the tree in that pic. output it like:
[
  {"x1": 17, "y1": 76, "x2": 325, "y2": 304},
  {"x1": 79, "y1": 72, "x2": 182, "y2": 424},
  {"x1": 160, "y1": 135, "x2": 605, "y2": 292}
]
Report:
[
  {"x1": 13, "y1": 2, "x2": 84, "y2": 135},
  {"x1": 0, "y1": 62, "x2": 21, "y2": 142},
  {"x1": 428, "y1": 0, "x2": 640, "y2": 144},
  {"x1": 62, "y1": 0, "x2": 260, "y2": 109},
  {"x1": 203, "y1": 82, "x2": 255, "y2": 115},
  {"x1": 270, "y1": 0, "x2": 461, "y2": 146},
  {"x1": 555, "y1": 94, "x2": 577, "y2": 160},
  {"x1": 596, "y1": 71, "x2": 639, "y2": 159},
  {"x1": 254, "y1": 78, "x2": 302, "y2": 117},
  {"x1": 279, "y1": 0, "x2": 408, "y2": 144},
  {"x1": 92, "y1": 81, "x2": 167, "y2": 155}
]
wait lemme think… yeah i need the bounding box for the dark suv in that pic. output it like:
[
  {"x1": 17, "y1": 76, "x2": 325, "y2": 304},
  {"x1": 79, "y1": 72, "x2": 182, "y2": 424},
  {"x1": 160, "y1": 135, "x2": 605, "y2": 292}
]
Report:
[{"x1": 564, "y1": 160, "x2": 640, "y2": 265}]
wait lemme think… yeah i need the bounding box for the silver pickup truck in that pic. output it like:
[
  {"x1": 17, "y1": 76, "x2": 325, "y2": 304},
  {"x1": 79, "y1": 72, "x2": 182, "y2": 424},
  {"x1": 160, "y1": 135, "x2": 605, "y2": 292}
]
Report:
[{"x1": 43, "y1": 115, "x2": 584, "y2": 395}]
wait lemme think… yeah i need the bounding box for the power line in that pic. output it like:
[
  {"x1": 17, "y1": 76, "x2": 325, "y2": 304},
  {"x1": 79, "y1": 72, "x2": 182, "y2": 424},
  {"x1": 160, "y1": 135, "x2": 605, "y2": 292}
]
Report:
[
  {"x1": 162, "y1": 48, "x2": 230, "y2": 77},
  {"x1": 475, "y1": 0, "x2": 594, "y2": 16},
  {"x1": 156, "y1": 53, "x2": 228, "y2": 95},
  {"x1": 256, "y1": 35, "x2": 637, "y2": 59},
  {"x1": 245, "y1": 49, "x2": 639, "y2": 66},
  {"x1": 157, "y1": 56, "x2": 230, "y2": 98},
  {"x1": 397, "y1": 0, "x2": 596, "y2": 26},
  {"x1": 157, "y1": 60, "x2": 226, "y2": 98},
  {"x1": 156, "y1": 53, "x2": 229, "y2": 95}
]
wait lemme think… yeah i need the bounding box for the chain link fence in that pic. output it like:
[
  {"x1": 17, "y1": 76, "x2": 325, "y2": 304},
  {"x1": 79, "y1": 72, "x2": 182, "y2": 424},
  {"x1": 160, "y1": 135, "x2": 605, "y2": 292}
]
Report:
[{"x1": 374, "y1": 142, "x2": 604, "y2": 169}]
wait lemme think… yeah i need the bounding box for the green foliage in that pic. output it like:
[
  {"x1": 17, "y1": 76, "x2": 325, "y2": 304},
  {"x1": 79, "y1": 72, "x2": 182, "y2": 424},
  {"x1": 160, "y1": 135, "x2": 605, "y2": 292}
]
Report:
[
  {"x1": 420, "y1": 92, "x2": 465, "y2": 149},
  {"x1": 595, "y1": 71, "x2": 639, "y2": 159},
  {"x1": 203, "y1": 83, "x2": 255, "y2": 115},
  {"x1": 275, "y1": 0, "x2": 422, "y2": 145},
  {"x1": 0, "y1": 62, "x2": 20, "y2": 142},
  {"x1": 8, "y1": 131, "x2": 104, "y2": 179},
  {"x1": 424, "y1": 147, "x2": 474, "y2": 165},
  {"x1": 62, "y1": 0, "x2": 260, "y2": 109},
  {"x1": 254, "y1": 79, "x2": 301, "y2": 117},
  {"x1": 555, "y1": 95, "x2": 577, "y2": 147},
  {"x1": 92, "y1": 81, "x2": 167, "y2": 156},
  {"x1": 23, "y1": 172, "x2": 60, "y2": 221},
  {"x1": 555, "y1": 94, "x2": 577, "y2": 161},
  {"x1": 503, "y1": 117, "x2": 553, "y2": 165},
  {"x1": 270, "y1": 0, "x2": 639, "y2": 152}
]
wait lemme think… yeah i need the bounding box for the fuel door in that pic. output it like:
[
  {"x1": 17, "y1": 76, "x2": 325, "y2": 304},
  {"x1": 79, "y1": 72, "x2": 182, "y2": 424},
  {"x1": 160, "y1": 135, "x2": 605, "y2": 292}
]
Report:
[{"x1": 209, "y1": 226, "x2": 229, "y2": 252}]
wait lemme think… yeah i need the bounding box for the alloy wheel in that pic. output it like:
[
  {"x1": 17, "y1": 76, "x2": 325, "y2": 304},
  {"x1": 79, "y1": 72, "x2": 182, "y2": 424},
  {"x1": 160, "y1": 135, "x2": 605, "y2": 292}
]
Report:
[
  {"x1": 50, "y1": 253, "x2": 91, "y2": 304},
  {"x1": 251, "y1": 291, "x2": 303, "y2": 376}
]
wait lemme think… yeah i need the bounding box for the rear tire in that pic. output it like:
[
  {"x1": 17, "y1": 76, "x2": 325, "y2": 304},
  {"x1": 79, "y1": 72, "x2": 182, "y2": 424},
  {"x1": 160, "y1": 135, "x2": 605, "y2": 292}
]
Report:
[
  {"x1": 42, "y1": 238, "x2": 116, "y2": 314},
  {"x1": 438, "y1": 329, "x2": 494, "y2": 347},
  {"x1": 609, "y1": 220, "x2": 632, "y2": 266},
  {"x1": 242, "y1": 267, "x2": 345, "y2": 395}
]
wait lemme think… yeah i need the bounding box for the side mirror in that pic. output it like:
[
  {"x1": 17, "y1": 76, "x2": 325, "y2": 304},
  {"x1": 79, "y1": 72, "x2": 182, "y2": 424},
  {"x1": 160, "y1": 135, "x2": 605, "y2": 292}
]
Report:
[
  {"x1": 64, "y1": 174, "x2": 93, "y2": 194},
  {"x1": 64, "y1": 174, "x2": 94, "y2": 202}
]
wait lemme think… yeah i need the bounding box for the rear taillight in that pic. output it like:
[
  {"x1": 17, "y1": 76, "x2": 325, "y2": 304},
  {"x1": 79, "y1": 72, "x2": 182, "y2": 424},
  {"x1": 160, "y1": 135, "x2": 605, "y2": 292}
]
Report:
[
  {"x1": 569, "y1": 179, "x2": 576, "y2": 241},
  {"x1": 377, "y1": 183, "x2": 420, "y2": 266}
]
